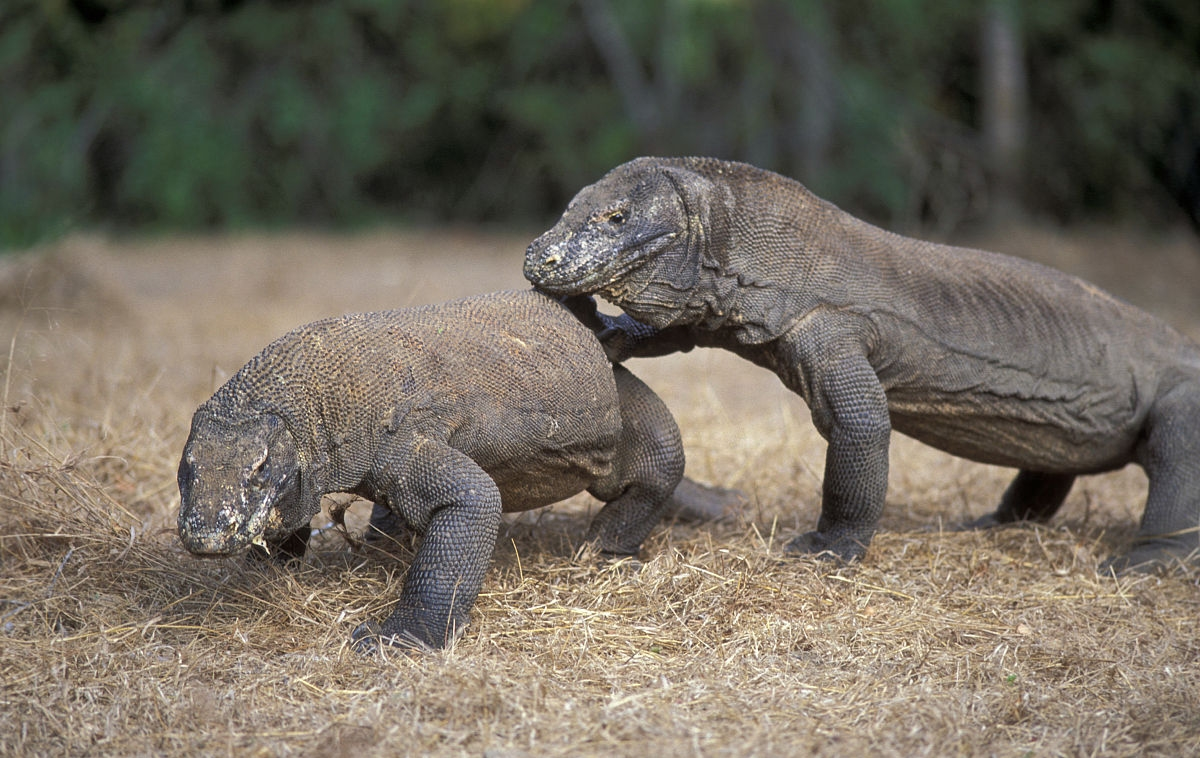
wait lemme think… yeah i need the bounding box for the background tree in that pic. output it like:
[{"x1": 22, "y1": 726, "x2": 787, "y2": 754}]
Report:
[
  {"x1": 1, "y1": 0, "x2": 1196, "y2": 251},
  {"x1": 981, "y1": 0, "x2": 1027, "y2": 222}
]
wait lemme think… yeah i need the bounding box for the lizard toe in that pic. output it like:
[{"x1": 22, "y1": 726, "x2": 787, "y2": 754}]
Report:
[
  {"x1": 1100, "y1": 539, "x2": 1200, "y2": 576},
  {"x1": 785, "y1": 531, "x2": 867, "y2": 563},
  {"x1": 350, "y1": 621, "x2": 432, "y2": 656},
  {"x1": 350, "y1": 621, "x2": 384, "y2": 654},
  {"x1": 957, "y1": 512, "x2": 1004, "y2": 531}
]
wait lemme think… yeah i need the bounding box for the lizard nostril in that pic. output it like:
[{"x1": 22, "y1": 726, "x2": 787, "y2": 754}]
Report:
[{"x1": 544, "y1": 255, "x2": 560, "y2": 266}]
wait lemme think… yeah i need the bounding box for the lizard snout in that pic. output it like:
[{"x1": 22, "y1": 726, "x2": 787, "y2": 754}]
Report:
[{"x1": 523, "y1": 235, "x2": 573, "y2": 291}]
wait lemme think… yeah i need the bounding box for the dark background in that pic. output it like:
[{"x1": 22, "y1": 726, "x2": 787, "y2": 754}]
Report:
[{"x1": 2, "y1": 0, "x2": 1197, "y2": 250}]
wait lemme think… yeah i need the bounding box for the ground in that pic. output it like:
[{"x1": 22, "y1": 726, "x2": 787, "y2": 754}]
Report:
[{"x1": 1, "y1": 225, "x2": 1199, "y2": 757}]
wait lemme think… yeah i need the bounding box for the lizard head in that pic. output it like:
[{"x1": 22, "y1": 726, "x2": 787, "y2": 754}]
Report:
[
  {"x1": 177, "y1": 412, "x2": 303, "y2": 556},
  {"x1": 524, "y1": 158, "x2": 697, "y2": 319}
]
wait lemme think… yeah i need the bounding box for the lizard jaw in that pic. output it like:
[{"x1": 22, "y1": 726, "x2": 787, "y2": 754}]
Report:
[
  {"x1": 524, "y1": 230, "x2": 678, "y2": 296},
  {"x1": 178, "y1": 495, "x2": 277, "y2": 556},
  {"x1": 177, "y1": 466, "x2": 294, "y2": 556}
]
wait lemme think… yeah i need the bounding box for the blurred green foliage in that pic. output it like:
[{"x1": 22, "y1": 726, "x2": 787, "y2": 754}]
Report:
[{"x1": 1, "y1": 0, "x2": 1197, "y2": 250}]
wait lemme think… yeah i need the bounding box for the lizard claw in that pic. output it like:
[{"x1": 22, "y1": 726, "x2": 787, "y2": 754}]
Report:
[
  {"x1": 597, "y1": 553, "x2": 644, "y2": 573},
  {"x1": 350, "y1": 621, "x2": 386, "y2": 655},
  {"x1": 595, "y1": 320, "x2": 640, "y2": 363},
  {"x1": 785, "y1": 530, "x2": 868, "y2": 563},
  {"x1": 957, "y1": 512, "x2": 1004, "y2": 531},
  {"x1": 350, "y1": 621, "x2": 431, "y2": 656},
  {"x1": 1098, "y1": 539, "x2": 1198, "y2": 576}
]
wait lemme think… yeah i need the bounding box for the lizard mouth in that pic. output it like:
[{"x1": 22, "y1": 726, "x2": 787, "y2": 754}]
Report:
[
  {"x1": 179, "y1": 510, "x2": 266, "y2": 556},
  {"x1": 178, "y1": 490, "x2": 281, "y2": 556},
  {"x1": 525, "y1": 230, "x2": 678, "y2": 296}
]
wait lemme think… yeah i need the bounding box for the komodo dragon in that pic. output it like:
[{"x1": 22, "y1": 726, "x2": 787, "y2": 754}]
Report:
[
  {"x1": 524, "y1": 156, "x2": 1200, "y2": 572},
  {"x1": 177, "y1": 289, "x2": 717, "y2": 650}
]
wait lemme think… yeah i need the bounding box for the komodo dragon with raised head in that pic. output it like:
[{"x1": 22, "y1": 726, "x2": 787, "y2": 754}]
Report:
[
  {"x1": 177, "y1": 288, "x2": 729, "y2": 651},
  {"x1": 524, "y1": 156, "x2": 1200, "y2": 573}
]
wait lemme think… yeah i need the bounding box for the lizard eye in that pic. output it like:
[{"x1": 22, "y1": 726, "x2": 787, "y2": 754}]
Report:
[{"x1": 590, "y1": 208, "x2": 628, "y2": 226}]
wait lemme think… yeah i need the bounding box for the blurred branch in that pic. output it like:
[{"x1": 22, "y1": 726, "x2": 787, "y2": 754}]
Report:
[
  {"x1": 754, "y1": 0, "x2": 836, "y2": 180},
  {"x1": 981, "y1": 0, "x2": 1028, "y2": 221}
]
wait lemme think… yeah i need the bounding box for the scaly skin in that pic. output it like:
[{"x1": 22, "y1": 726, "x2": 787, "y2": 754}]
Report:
[
  {"x1": 178, "y1": 289, "x2": 690, "y2": 651},
  {"x1": 524, "y1": 156, "x2": 1200, "y2": 573}
]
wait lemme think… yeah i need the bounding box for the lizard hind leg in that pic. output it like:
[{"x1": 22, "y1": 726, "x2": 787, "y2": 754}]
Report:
[
  {"x1": 1106, "y1": 383, "x2": 1200, "y2": 574},
  {"x1": 584, "y1": 364, "x2": 685, "y2": 556},
  {"x1": 963, "y1": 470, "x2": 1076, "y2": 530},
  {"x1": 365, "y1": 501, "x2": 417, "y2": 550}
]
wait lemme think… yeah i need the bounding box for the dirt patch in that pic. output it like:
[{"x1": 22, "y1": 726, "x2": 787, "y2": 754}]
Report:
[{"x1": 2, "y1": 227, "x2": 1199, "y2": 756}]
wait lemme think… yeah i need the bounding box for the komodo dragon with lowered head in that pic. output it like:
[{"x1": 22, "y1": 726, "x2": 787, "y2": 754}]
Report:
[
  {"x1": 177, "y1": 288, "x2": 733, "y2": 650},
  {"x1": 524, "y1": 156, "x2": 1200, "y2": 573}
]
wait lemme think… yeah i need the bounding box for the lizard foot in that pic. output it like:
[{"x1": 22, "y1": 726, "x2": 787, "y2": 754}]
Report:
[
  {"x1": 1099, "y1": 539, "x2": 1199, "y2": 576},
  {"x1": 785, "y1": 531, "x2": 867, "y2": 563},
  {"x1": 597, "y1": 553, "x2": 643, "y2": 574},
  {"x1": 957, "y1": 512, "x2": 1004, "y2": 531},
  {"x1": 350, "y1": 621, "x2": 434, "y2": 656},
  {"x1": 574, "y1": 541, "x2": 643, "y2": 572}
]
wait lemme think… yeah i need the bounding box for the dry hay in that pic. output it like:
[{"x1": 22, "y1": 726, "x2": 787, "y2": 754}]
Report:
[{"x1": 2, "y1": 230, "x2": 1200, "y2": 757}]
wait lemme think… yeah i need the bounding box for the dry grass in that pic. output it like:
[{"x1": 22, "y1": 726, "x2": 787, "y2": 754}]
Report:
[{"x1": 2, "y1": 227, "x2": 1199, "y2": 757}]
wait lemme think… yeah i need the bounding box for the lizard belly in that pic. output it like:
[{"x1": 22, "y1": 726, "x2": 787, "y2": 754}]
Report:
[
  {"x1": 487, "y1": 444, "x2": 617, "y2": 511},
  {"x1": 886, "y1": 386, "x2": 1142, "y2": 472},
  {"x1": 868, "y1": 296, "x2": 1156, "y2": 473},
  {"x1": 460, "y1": 408, "x2": 622, "y2": 511},
  {"x1": 447, "y1": 388, "x2": 623, "y2": 512}
]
